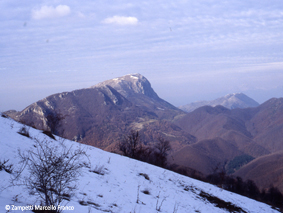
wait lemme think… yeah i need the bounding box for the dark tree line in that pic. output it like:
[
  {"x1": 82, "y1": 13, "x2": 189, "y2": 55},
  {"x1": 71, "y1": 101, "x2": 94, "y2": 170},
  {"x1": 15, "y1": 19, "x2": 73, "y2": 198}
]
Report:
[{"x1": 205, "y1": 172, "x2": 283, "y2": 211}]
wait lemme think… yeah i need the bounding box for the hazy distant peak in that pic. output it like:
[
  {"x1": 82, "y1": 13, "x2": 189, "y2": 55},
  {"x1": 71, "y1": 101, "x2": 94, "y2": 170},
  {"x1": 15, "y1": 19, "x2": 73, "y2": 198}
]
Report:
[
  {"x1": 215, "y1": 93, "x2": 259, "y2": 108},
  {"x1": 223, "y1": 93, "x2": 253, "y2": 101},
  {"x1": 224, "y1": 93, "x2": 244, "y2": 98},
  {"x1": 179, "y1": 93, "x2": 259, "y2": 113},
  {"x1": 91, "y1": 73, "x2": 159, "y2": 99}
]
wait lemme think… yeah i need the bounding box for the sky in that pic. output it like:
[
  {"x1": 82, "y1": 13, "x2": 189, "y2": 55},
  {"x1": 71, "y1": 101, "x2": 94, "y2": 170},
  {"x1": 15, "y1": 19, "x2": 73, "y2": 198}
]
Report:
[{"x1": 1, "y1": 0, "x2": 283, "y2": 111}]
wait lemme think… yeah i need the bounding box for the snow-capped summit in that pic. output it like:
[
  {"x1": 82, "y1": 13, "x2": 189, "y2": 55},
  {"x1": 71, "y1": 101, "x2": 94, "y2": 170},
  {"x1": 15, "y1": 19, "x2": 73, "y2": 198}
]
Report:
[
  {"x1": 179, "y1": 93, "x2": 259, "y2": 112},
  {"x1": 91, "y1": 73, "x2": 160, "y2": 99}
]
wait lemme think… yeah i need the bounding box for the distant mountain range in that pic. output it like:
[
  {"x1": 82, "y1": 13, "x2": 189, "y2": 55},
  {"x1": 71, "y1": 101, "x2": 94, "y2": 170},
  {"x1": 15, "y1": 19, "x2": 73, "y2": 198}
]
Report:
[
  {"x1": 179, "y1": 93, "x2": 260, "y2": 112},
  {"x1": 5, "y1": 73, "x2": 283, "y2": 193}
]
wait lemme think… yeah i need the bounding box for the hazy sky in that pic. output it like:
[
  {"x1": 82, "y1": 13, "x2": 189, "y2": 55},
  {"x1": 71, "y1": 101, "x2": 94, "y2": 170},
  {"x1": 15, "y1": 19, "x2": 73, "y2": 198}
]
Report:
[{"x1": 1, "y1": 0, "x2": 283, "y2": 111}]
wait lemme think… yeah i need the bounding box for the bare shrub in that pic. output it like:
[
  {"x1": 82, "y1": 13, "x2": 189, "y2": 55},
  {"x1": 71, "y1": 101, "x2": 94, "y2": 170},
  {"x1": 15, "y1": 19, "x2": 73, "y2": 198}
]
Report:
[
  {"x1": 89, "y1": 165, "x2": 105, "y2": 175},
  {"x1": 79, "y1": 200, "x2": 88, "y2": 206},
  {"x1": 156, "y1": 191, "x2": 167, "y2": 212},
  {"x1": 17, "y1": 126, "x2": 30, "y2": 138},
  {"x1": 173, "y1": 202, "x2": 179, "y2": 213},
  {"x1": 199, "y1": 191, "x2": 247, "y2": 213},
  {"x1": 12, "y1": 138, "x2": 90, "y2": 212},
  {"x1": 138, "y1": 173, "x2": 150, "y2": 180},
  {"x1": 42, "y1": 130, "x2": 56, "y2": 140},
  {"x1": 0, "y1": 159, "x2": 13, "y2": 174}
]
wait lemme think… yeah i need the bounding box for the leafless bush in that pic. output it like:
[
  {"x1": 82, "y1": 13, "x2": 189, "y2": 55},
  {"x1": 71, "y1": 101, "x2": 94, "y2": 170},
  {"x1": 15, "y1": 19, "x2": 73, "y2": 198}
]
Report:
[
  {"x1": 0, "y1": 159, "x2": 13, "y2": 174},
  {"x1": 138, "y1": 173, "x2": 150, "y2": 180},
  {"x1": 173, "y1": 202, "x2": 179, "y2": 213},
  {"x1": 89, "y1": 165, "x2": 105, "y2": 175},
  {"x1": 12, "y1": 138, "x2": 90, "y2": 212},
  {"x1": 42, "y1": 130, "x2": 56, "y2": 140},
  {"x1": 17, "y1": 126, "x2": 30, "y2": 138},
  {"x1": 156, "y1": 191, "x2": 167, "y2": 212}
]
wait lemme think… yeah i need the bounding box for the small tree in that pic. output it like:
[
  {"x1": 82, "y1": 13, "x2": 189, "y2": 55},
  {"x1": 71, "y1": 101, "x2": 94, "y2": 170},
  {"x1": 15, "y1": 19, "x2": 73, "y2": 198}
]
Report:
[
  {"x1": 118, "y1": 131, "x2": 142, "y2": 159},
  {"x1": 13, "y1": 138, "x2": 90, "y2": 212},
  {"x1": 46, "y1": 111, "x2": 65, "y2": 135},
  {"x1": 154, "y1": 137, "x2": 171, "y2": 168}
]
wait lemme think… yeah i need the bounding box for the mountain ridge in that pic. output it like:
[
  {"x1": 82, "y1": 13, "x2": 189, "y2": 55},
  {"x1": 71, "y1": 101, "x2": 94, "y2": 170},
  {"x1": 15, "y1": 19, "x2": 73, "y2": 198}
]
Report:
[{"x1": 179, "y1": 93, "x2": 259, "y2": 112}]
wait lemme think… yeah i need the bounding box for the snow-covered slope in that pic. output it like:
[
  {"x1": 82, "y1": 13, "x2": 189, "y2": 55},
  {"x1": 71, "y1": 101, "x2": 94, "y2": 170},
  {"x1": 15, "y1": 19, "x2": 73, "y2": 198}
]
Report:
[
  {"x1": 0, "y1": 114, "x2": 278, "y2": 213},
  {"x1": 179, "y1": 93, "x2": 259, "y2": 113}
]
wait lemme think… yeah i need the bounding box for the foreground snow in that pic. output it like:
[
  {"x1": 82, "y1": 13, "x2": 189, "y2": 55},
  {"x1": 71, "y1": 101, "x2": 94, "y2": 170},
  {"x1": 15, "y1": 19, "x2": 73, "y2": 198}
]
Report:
[{"x1": 0, "y1": 115, "x2": 279, "y2": 213}]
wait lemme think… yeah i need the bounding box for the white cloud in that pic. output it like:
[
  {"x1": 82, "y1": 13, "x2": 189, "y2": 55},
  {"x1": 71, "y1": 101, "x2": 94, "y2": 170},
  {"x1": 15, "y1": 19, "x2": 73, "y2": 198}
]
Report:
[
  {"x1": 32, "y1": 5, "x2": 71, "y2": 20},
  {"x1": 103, "y1": 16, "x2": 138, "y2": 25}
]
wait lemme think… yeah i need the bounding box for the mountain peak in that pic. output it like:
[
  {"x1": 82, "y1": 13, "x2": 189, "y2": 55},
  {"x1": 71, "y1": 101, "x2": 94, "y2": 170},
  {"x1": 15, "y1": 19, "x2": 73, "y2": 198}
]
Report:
[
  {"x1": 91, "y1": 73, "x2": 159, "y2": 99},
  {"x1": 179, "y1": 93, "x2": 259, "y2": 112},
  {"x1": 219, "y1": 93, "x2": 259, "y2": 109}
]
